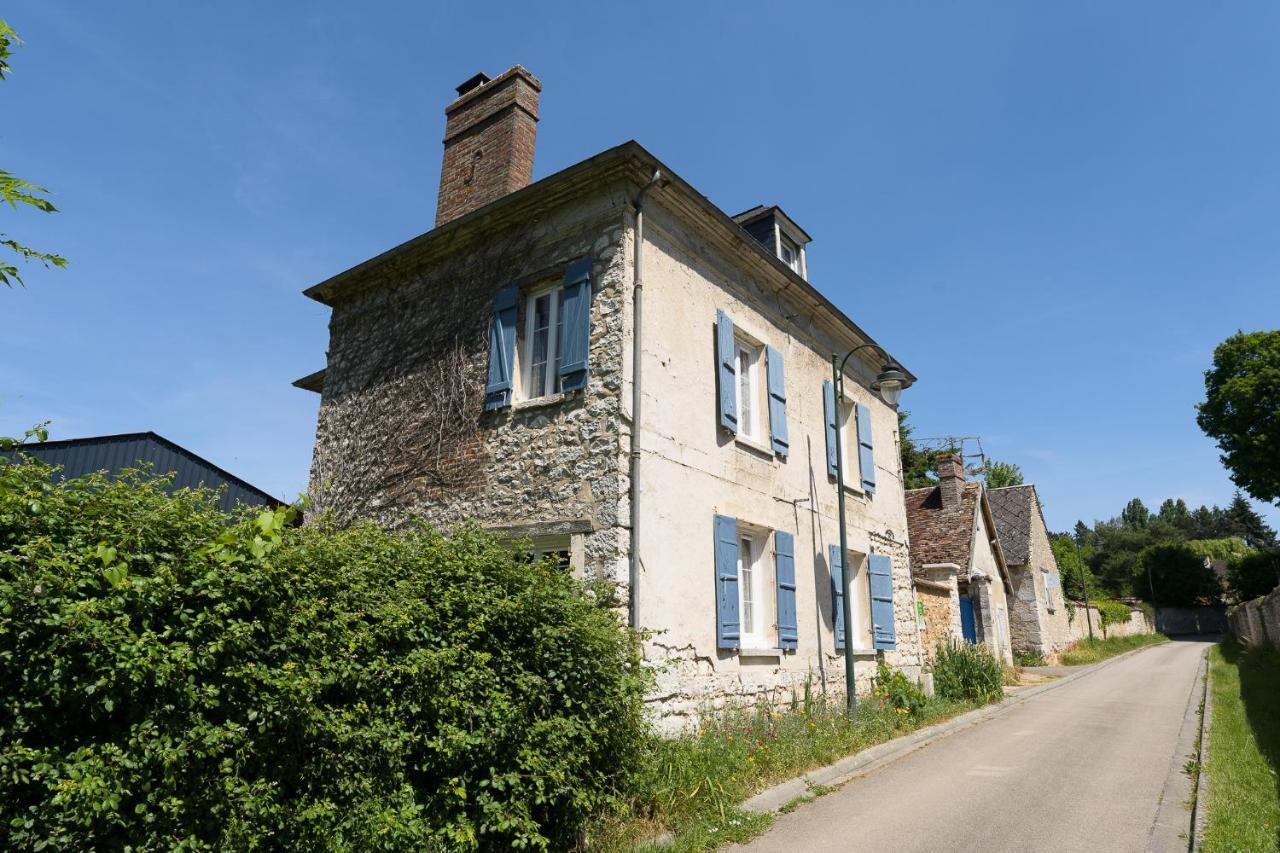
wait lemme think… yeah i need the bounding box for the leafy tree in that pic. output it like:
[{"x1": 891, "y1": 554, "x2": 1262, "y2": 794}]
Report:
[
  {"x1": 1197, "y1": 330, "x2": 1280, "y2": 505},
  {"x1": 1226, "y1": 491, "x2": 1277, "y2": 549},
  {"x1": 982, "y1": 458, "x2": 1024, "y2": 489},
  {"x1": 1139, "y1": 542, "x2": 1222, "y2": 606},
  {"x1": 1157, "y1": 498, "x2": 1193, "y2": 536},
  {"x1": 1120, "y1": 498, "x2": 1151, "y2": 530},
  {"x1": 0, "y1": 20, "x2": 66, "y2": 287},
  {"x1": 898, "y1": 410, "x2": 939, "y2": 490},
  {"x1": 1226, "y1": 549, "x2": 1280, "y2": 601},
  {"x1": 1051, "y1": 533, "x2": 1096, "y2": 601}
]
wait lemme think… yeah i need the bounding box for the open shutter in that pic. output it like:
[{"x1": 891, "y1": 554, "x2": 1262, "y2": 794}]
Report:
[
  {"x1": 774, "y1": 531, "x2": 798, "y2": 650},
  {"x1": 856, "y1": 402, "x2": 876, "y2": 494},
  {"x1": 829, "y1": 544, "x2": 846, "y2": 651},
  {"x1": 716, "y1": 310, "x2": 737, "y2": 433},
  {"x1": 484, "y1": 286, "x2": 519, "y2": 411},
  {"x1": 869, "y1": 553, "x2": 896, "y2": 650},
  {"x1": 766, "y1": 346, "x2": 789, "y2": 457},
  {"x1": 823, "y1": 380, "x2": 837, "y2": 478},
  {"x1": 558, "y1": 257, "x2": 593, "y2": 392},
  {"x1": 714, "y1": 514, "x2": 741, "y2": 650}
]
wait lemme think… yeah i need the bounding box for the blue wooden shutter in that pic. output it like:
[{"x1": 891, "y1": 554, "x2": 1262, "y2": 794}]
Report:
[
  {"x1": 766, "y1": 345, "x2": 789, "y2": 457},
  {"x1": 823, "y1": 380, "x2": 837, "y2": 478},
  {"x1": 714, "y1": 514, "x2": 741, "y2": 650},
  {"x1": 829, "y1": 544, "x2": 846, "y2": 651},
  {"x1": 856, "y1": 402, "x2": 876, "y2": 494},
  {"x1": 869, "y1": 553, "x2": 896, "y2": 650},
  {"x1": 558, "y1": 257, "x2": 593, "y2": 392},
  {"x1": 484, "y1": 286, "x2": 518, "y2": 411},
  {"x1": 716, "y1": 310, "x2": 737, "y2": 433},
  {"x1": 774, "y1": 531, "x2": 798, "y2": 650}
]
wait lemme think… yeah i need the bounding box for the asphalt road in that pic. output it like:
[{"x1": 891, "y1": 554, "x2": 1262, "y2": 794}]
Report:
[{"x1": 735, "y1": 639, "x2": 1211, "y2": 853}]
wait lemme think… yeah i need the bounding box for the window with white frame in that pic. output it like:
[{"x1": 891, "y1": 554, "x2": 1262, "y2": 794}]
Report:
[
  {"x1": 847, "y1": 551, "x2": 872, "y2": 648},
  {"x1": 734, "y1": 338, "x2": 765, "y2": 441},
  {"x1": 519, "y1": 283, "x2": 566, "y2": 400},
  {"x1": 838, "y1": 398, "x2": 861, "y2": 487},
  {"x1": 513, "y1": 534, "x2": 575, "y2": 573},
  {"x1": 778, "y1": 234, "x2": 802, "y2": 274},
  {"x1": 737, "y1": 528, "x2": 770, "y2": 647}
]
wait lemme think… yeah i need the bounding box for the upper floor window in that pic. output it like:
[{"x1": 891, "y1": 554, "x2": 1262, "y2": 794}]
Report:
[
  {"x1": 735, "y1": 338, "x2": 765, "y2": 441},
  {"x1": 520, "y1": 284, "x2": 565, "y2": 400},
  {"x1": 779, "y1": 235, "x2": 802, "y2": 274}
]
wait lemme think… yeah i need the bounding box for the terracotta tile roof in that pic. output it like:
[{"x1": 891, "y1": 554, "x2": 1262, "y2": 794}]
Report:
[
  {"x1": 905, "y1": 482, "x2": 981, "y2": 580},
  {"x1": 987, "y1": 484, "x2": 1038, "y2": 566}
]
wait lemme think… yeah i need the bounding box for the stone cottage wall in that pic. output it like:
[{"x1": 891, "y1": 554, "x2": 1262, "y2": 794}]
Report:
[
  {"x1": 307, "y1": 187, "x2": 632, "y2": 584},
  {"x1": 1006, "y1": 565, "x2": 1046, "y2": 655},
  {"x1": 1227, "y1": 586, "x2": 1280, "y2": 649},
  {"x1": 1027, "y1": 505, "x2": 1073, "y2": 654},
  {"x1": 916, "y1": 574, "x2": 960, "y2": 661}
]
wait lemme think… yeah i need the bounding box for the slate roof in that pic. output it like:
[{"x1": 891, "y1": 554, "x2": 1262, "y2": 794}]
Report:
[
  {"x1": 987, "y1": 484, "x2": 1040, "y2": 566},
  {"x1": 904, "y1": 482, "x2": 982, "y2": 579}
]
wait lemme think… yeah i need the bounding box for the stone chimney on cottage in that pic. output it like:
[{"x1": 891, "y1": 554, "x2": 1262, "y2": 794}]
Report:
[
  {"x1": 435, "y1": 66, "x2": 542, "y2": 227},
  {"x1": 937, "y1": 453, "x2": 965, "y2": 510}
]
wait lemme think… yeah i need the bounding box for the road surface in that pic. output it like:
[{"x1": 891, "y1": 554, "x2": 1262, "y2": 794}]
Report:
[{"x1": 736, "y1": 639, "x2": 1210, "y2": 852}]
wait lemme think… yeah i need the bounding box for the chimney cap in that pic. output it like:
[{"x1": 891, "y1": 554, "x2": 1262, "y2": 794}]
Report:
[{"x1": 456, "y1": 72, "x2": 492, "y2": 97}]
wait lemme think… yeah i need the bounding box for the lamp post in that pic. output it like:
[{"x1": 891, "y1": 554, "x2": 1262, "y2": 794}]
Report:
[{"x1": 831, "y1": 345, "x2": 910, "y2": 716}]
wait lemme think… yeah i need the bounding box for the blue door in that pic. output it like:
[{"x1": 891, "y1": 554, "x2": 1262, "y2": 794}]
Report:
[{"x1": 959, "y1": 595, "x2": 977, "y2": 644}]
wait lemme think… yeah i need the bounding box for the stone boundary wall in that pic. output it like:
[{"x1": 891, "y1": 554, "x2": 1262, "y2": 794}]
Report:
[
  {"x1": 1227, "y1": 585, "x2": 1280, "y2": 649},
  {"x1": 1064, "y1": 602, "x2": 1152, "y2": 644},
  {"x1": 1156, "y1": 605, "x2": 1228, "y2": 636}
]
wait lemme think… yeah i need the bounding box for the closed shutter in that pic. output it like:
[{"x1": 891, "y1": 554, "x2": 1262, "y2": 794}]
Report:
[
  {"x1": 766, "y1": 345, "x2": 789, "y2": 457},
  {"x1": 856, "y1": 402, "x2": 876, "y2": 494},
  {"x1": 558, "y1": 257, "x2": 593, "y2": 392},
  {"x1": 869, "y1": 553, "x2": 896, "y2": 650},
  {"x1": 484, "y1": 286, "x2": 519, "y2": 411},
  {"x1": 823, "y1": 379, "x2": 837, "y2": 478},
  {"x1": 714, "y1": 514, "x2": 741, "y2": 650},
  {"x1": 775, "y1": 531, "x2": 798, "y2": 650},
  {"x1": 716, "y1": 310, "x2": 738, "y2": 433},
  {"x1": 829, "y1": 544, "x2": 846, "y2": 651}
]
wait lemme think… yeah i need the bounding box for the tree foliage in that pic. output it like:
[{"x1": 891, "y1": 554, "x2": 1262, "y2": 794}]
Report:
[
  {"x1": 0, "y1": 454, "x2": 648, "y2": 850},
  {"x1": 1051, "y1": 533, "x2": 1096, "y2": 601},
  {"x1": 1197, "y1": 330, "x2": 1280, "y2": 506},
  {"x1": 982, "y1": 458, "x2": 1024, "y2": 489},
  {"x1": 1227, "y1": 550, "x2": 1280, "y2": 601},
  {"x1": 0, "y1": 20, "x2": 66, "y2": 287},
  {"x1": 897, "y1": 410, "x2": 939, "y2": 490},
  {"x1": 1139, "y1": 543, "x2": 1222, "y2": 606}
]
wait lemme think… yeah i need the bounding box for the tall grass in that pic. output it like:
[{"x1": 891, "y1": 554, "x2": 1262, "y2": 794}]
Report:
[
  {"x1": 1202, "y1": 641, "x2": 1280, "y2": 852},
  {"x1": 587, "y1": 674, "x2": 971, "y2": 851},
  {"x1": 1057, "y1": 633, "x2": 1166, "y2": 666},
  {"x1": 933, "y1": 641, "x2": 1005, "y2": 703}
]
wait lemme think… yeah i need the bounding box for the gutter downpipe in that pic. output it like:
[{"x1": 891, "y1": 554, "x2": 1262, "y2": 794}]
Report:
[{"x1": 630, "y1": 169, "x2": 664, "y2": 630}]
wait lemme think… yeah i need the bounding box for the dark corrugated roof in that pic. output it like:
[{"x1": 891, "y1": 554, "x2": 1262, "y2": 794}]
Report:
[
  {"x1": 9, "y1": 432, "x2": 282, "y2": 513},
  {"x1": 987, "y1": 484, "x2": 1038, "y2": 566}
]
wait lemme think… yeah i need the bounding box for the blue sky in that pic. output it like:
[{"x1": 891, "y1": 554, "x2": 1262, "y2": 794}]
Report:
[{"x1": 2, "y1": 1, "x2": 1277, "y2": 532}]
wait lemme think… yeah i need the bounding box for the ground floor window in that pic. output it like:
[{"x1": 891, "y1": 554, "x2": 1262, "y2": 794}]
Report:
[{"x1": 737, "y1": 526, "x2": 770, "y2": 647}]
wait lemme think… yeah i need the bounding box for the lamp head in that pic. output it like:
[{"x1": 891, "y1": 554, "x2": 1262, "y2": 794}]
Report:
[{"x1": 871, "y1": 363, "x2": 909, "y2": 406}]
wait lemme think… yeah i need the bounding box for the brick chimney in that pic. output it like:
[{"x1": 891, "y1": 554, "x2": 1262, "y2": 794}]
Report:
[
  {"x1": 937, "y1": 453, "x2": 965, "y2": 510},
  {"x1": 435, "y1": 66, "x2": 542, "y2": 227}
]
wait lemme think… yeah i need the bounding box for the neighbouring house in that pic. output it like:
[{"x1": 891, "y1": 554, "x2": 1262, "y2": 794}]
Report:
[
  {"x1": 905, "y1": 455, "x2": 1014, "y2": 664},
  {"x1": 987, "y1": 484, "x2": 1073, "y2": 659},
  {"x1": 6, "y1": 432, "x2": 282, "y2": 513},
  {"x1": 294, "y1": 66, "x2": 925, "y2": 729}
]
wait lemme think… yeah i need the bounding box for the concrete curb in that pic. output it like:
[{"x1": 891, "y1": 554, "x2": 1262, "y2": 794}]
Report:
[
  {"x1": 1191, "y1": 649, "x2": 1214, "y2": 851},
  {"x1": 1147, "y1": 647, "x2": 1209, "y2": 852},
  {"x1": 742, "y1": 640, "x2": 1169, "y2": 814}
]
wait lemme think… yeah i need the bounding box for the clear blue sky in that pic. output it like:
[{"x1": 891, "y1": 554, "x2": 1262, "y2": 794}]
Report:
[{"x1": 3, "y1": 1, "x2": 1277, "y2": 532}]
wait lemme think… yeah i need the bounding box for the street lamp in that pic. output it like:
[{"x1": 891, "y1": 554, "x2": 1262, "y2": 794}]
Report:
[{"x1": 832, "y1": 344, "x2": 912, "y2": 716}]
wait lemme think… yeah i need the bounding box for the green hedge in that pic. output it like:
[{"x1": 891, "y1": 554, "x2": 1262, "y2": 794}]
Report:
[{"x1": 0, "y1": 456, "x2": 648, "y2": 850}]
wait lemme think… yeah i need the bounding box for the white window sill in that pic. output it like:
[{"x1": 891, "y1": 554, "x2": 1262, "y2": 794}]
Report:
[
  {"x1": 734, "y1": 434, "x2": 777, "y2": 459},
  {"x1": 739, "y1": 647, "x2": 785, "y2": 659},
  {"x1": 512, "y1": 391, "x2": 573, "y2": 412},
  {"x1": 833, "y1": 647, "x2": 879, "y2": 658}
]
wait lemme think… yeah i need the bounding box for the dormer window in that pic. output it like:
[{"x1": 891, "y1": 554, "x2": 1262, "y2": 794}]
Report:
[
  {"x1": 778, "y1": 236, "x2": 801, "y2": 274},
  {"x1": 732, "y1": 205, "x2": 812, "y2": 281}
]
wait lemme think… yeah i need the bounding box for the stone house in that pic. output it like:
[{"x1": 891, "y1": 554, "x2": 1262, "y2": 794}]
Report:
[
  {"x1": 987, "y1": 484, "x2": 1073, "y2": 659},
  {"x1": 904, "y1": 455, "x2": 1014, "y2": 664},
  {"x1": 295, "y1": 66, "x2": 925, "y2": 730}
]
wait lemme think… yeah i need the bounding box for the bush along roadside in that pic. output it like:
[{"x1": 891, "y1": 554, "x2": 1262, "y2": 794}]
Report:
[
  {"x1": 1056, "y1": 633, "x2": 1167, "y2": 666},
  {"x1": 932, "y1": 641, "x2": 1006, "y2": 704},
  {"x1": 0, "y1": 455, "x2": 649, "y2": 851}
]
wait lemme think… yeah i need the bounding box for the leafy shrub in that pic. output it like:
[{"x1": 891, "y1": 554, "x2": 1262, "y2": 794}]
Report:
[
  {"x1": 1095, "y1": 598, "x2": 1133, "y2": 637},
  {"x1": 1227, "y1": 549, "x2": 1280, "y2": 600},
  {"x1": 931, "y1": 642, "x2": 1005, "y2": 704},
  {"x1": 1137, "y1": 543, "x2": 1222, "y2": 606},
  {"x1": 0, "y1": 456, "x2": 648, "y2": 851},
  {"x1": 872, "y1": 661, "x2": 928, "y2": 720},
  {"x1": 1013, "y1": 649, "x2": 1047, "y2": 667}
]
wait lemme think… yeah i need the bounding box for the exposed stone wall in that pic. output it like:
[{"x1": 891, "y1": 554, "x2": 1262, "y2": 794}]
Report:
[
  {"x1": 1227, "y1": 587, "x2": 1280, "y2": 648},
  {"x1": 916, "y1": 576, "x2": 960, "y2": 661},
  {"x1": 308, "y1": 190, "x2": 632, "y2": 584},
  {"x1": 1064, "y1": 602, "x2": 1152, "y2": 643},
  {"x1": 1006, "y1": 565, "x2": 1045, "y2": 654}
]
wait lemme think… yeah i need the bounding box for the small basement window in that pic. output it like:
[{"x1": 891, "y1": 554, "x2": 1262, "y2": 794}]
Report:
[{"x1": 514, "y1": 534, "x2": 574, "y2": 573}]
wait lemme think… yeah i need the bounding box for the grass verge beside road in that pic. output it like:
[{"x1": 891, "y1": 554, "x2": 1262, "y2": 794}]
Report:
[
  {"x1": 1202, "y1": 640, "x2": 1280, "y2": 853},
  {"x1": 588, "y1": 693, "x2": 973, "y2": 851},
  {"x1": 1056, "y1": 633, "x2": 1167, "y2": 666}
]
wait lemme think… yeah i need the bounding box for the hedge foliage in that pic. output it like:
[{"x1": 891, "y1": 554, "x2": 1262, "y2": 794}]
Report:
[{"x1": 0, "y1": 456, "x2": 648, "y2": 850}]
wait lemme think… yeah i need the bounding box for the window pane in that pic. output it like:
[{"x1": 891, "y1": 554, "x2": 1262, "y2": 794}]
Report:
[
  {"x1": 738, "y1": 347, "x2": 753, "y2": 436},
  {"x1": 739, "y1": 536, "x2": 755, "y2": 635},
  {"x1": 530, "y1": 293, "x2": 551, "y2": 398},
  {"x1": 552, "y1": 289, "x2": 564, "y2": 393}
]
